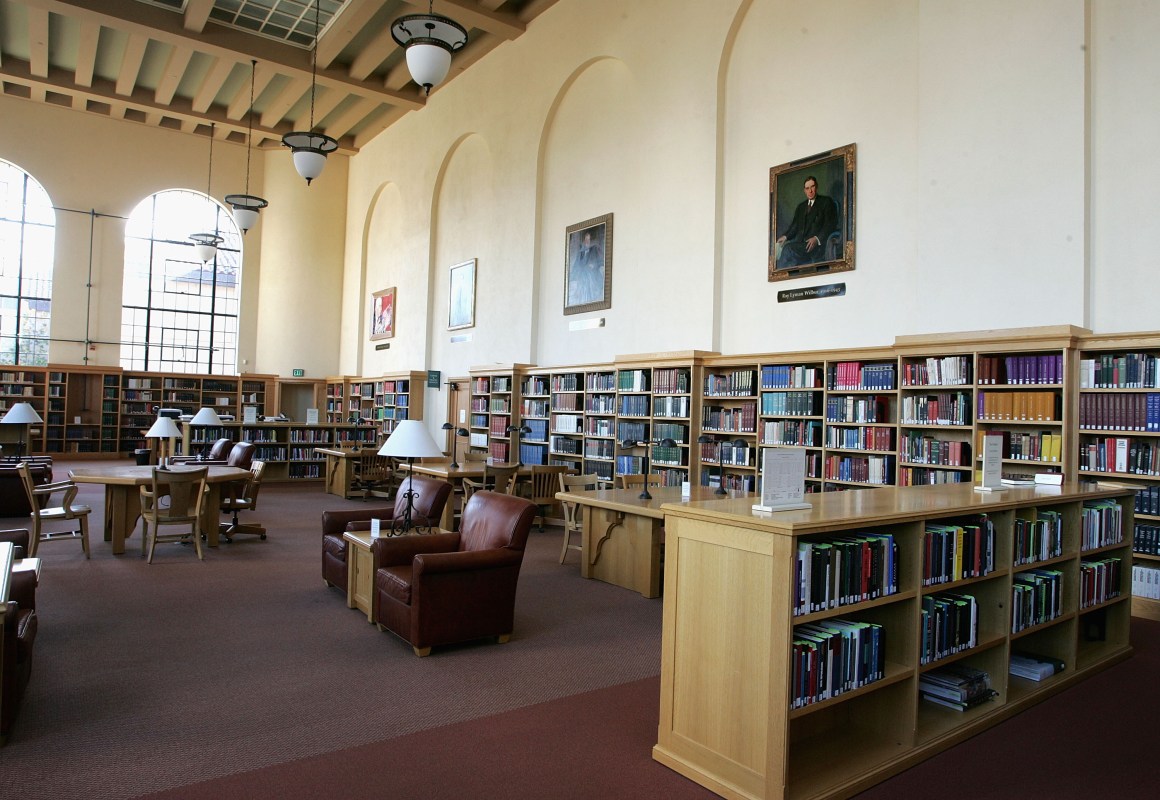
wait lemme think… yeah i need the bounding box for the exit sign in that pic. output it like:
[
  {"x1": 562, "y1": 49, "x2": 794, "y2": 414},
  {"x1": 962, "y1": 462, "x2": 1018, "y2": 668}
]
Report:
[{"x1": 292, "y1": 368, "x2": 305, "y2": 377}]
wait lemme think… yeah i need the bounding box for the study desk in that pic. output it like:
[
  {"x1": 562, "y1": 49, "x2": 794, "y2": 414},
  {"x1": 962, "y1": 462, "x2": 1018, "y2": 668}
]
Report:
[
  {"x1": 402, "y1": 460, "x2": 536, "y2": 531},
  {"x1": 314, "y1": 447, "x2": 370, "y2": 498},
  {"x1": 68, "y1": 465, "x2": 250, "y2": 555},
  {"x1": 552, "y1": 486, "x2": 745, "y2": 598}
]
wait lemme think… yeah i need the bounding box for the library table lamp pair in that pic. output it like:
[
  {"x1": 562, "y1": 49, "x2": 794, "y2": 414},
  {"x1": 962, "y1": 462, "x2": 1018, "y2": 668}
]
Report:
[
  {"x1": 145, "y1": 416, "x2": 183, "y2": 469},
  {"x1": 441, "y1": 422, "x2": 470, "y2": 468},
  {"x1": 0, "y1": 402, "x2": 43, "y2": 458},
  {"x1": 381, "y1": 420, "x2": 444, "y2": 533},
  {"x1": 618, "y1": 436, "x2": 679, "y2": 500},
  {"x1": 697, "y1": 434, "x2": 750, "y2": 496}
]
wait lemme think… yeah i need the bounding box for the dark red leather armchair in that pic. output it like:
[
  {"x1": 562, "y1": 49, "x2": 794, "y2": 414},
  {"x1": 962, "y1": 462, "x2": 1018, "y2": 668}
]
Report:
[
  {"x1": 371, "y1": 490, "x2": 536, "y2": 656},
  {"x1": 321, "y1": 476, "x2": 453, "y2": 593},
  {"x1": 0, "y1": 459, "x2": 53, "y2": 517},
  {"x1": 2, "y1": 562, "x2": 38, "y2": 744},
  {"x1": 226, "y1": 442, "x2": 256, "y2": 470}
]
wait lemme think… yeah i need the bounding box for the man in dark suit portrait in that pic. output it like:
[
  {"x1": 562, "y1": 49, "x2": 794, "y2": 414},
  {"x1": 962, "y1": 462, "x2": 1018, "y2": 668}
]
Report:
[{"x1": 775, "y1": 174, "x2": 839, "y2": 269}]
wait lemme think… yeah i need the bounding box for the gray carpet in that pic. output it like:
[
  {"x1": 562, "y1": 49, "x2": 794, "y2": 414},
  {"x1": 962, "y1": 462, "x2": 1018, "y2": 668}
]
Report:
[{"x1": 0, "y1": 463, "x2": 664, "y2": 799}]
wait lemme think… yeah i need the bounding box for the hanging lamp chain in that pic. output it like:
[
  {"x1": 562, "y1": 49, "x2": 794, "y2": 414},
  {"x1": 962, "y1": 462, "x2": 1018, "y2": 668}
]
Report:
[
  {"x1": 245, "y1": 60, "x2": 256, "y2": 194},
  {"x1": 309, "y1": 0, "x2": 319, "y2": 131}
]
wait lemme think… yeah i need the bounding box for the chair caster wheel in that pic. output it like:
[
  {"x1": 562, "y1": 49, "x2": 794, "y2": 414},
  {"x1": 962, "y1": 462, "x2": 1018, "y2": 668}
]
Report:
[
  {"x1": 222, "y1": 536, "x2": 232, "y2": 543},
  {"x1": 260, "y1": 533, "x2": 267, "y2": 540}
]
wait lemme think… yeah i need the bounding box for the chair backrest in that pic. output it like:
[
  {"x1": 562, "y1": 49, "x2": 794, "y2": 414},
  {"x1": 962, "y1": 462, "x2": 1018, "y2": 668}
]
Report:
[
  {"x1": 458, "y1": 490, "x2": 537, "y2": 553},
  {"x1": 528, "y1": 465, "x2": 570, "y2": 503},
  {"x1": 207, "y1": 438, "x2": 235, "y2": 461},
  {"x1": 227, "y1": 442, "x2": 256, "y2": 469},
  {"x1": 14, "y1": 462, "x2": 38, "y2": 510},
  {"x1": 618, "y1": 473, "x2": 662, "y2": 490},
  {"x1": 357, "y1": 451, "x2": 391, "y2": 482},
  {"x1": 392, "y1": 475, "x2": 453, "y2": 525},
  {"x1": 485, "y1": 463, "x2": 519, "y2": 495},
  {"x1": 243, "y1": 460, "x2": 266, "y2": 508},
  {"x1": 560, "y1": 472, "x2": 600, "y2": 494},
  {"x1": 463, "y1": 450, "x2": 488, "y2": 463},
  {"x1": 149, "y1": 466, "x2": 207, "y2": 521}
]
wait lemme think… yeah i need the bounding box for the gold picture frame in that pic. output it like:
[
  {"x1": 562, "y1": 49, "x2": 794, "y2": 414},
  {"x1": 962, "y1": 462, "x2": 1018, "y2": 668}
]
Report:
[
  {"x1": 563, "y1": 213, "x2": 613, "y2": 315},
  {"x1": 769, "y1": 143, "x2": 856, "y2": 282}
]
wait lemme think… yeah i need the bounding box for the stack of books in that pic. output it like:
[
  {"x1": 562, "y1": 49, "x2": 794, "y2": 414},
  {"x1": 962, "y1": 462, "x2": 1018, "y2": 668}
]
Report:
[
  {"x1": 1009, "y1": 651, "x2": 1066, "y2": 682},
  {"x1": 919, "y1": 664, "x2": 998, "y2": 712}
]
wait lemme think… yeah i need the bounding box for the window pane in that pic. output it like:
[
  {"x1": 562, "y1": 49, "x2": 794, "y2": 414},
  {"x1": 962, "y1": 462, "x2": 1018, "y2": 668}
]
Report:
[{"x1": 0, "y1": 159, "x2": 55, "y2": 365}]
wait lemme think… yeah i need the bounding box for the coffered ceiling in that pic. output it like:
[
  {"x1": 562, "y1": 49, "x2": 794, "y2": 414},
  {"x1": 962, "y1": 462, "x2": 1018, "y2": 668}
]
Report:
[{"x1": 0, "y1": 0, "x2": 557, "y2": 152}]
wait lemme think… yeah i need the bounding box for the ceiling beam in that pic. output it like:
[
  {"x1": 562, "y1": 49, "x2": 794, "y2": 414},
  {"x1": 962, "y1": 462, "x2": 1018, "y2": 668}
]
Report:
[
  {"x1": 191, "y1": 57, "x2": 236, "y2": 113},
  {"x1": 348, "y1": 25, "x2": 399, "y2": 81},
  {"x1": 115, "y1": 33, "x2": 149, "y2": 97},
  {"x1": 413, "y1": 0, "x2": 525, "y2": 40},
  {"x1": 21, "y1": 0, "x2": 424, "y2": 110},
  {"x1": 155, "y1": 45, "x2": 193, "y2": 106},
  {"x1": 27, "y1": 7, "x2": 50, "y2": 78},
  {"x1": 290, "y1": 85, "x2": 346, "y2": 132},
  {"x1": 316, "y1": 0, "x2": 391, "y2": 69},
  {"x1": 321, "y1": 96, "x2": 376, "y2": 142},
  {"x1": 183, "y1": 0, "x2": 214, "y2": 33},
  {"x1": 226, "y1": 62, "x2": 276, "y2": 121},
  {"x1": 259, "y1": 75, "x2": 311, "y2": 129},
  {"x1": 74, "y1": 18, "x2": 100, "y2": 88}
]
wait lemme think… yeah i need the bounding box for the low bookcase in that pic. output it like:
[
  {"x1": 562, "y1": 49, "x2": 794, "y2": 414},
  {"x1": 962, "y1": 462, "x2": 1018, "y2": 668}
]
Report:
[{"x1": 654, "y1": 481, "x2": 1134, "y2": 800}]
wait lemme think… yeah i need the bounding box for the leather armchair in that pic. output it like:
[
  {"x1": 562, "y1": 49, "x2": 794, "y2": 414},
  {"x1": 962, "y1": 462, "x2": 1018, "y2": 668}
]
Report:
[
  {"x1": 0, "y1": 459, "x2": 53, "y2": 517},
  {"x1": 226, "y1": 442, "x2": 256, "y2": 470},
  {"x1": 1, "y1": 568, "x2": 38, "y2": 743},
  {"x1": 321, "y1": 476, "x2": 453, "y2": 593},
  {"x1": 371, "y1": 490, "x2": 536, "y2": 656},
  {"x1": 172, "y1": 438, "x2": 234, "y2": 465}
]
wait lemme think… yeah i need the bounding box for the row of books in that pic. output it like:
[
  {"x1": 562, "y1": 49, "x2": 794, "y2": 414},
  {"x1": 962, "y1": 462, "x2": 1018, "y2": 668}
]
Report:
[
  {"x1": 760, "y1": 419, "x2": 822, "y2": 447},
  {"x1": 652, "y1": 368, "x2": 691, "y2": 394},
  {"x1": 923, "y1": 517, "x2": 996, "y2": 585},
  {"x1": 488, "y1": 441, "x2": 509, "y2": 461},
  {"x1": 699, "y1": 440, "x2": 750, "y2": 466},
  {"x1": 549, "y1": 435, "x2": 581, "y2": 455},
  {"x1": 761, "y1": 364, "x2": 823, "y2": 389},
  {"x1": 1009, "y1": 650, "x2": 1065, "y2": 682},
  {"x1": 618, "y1": 395, "x2": 650, "y2": 417},
  {"x1": 1078, "y1": 437, "x2": 1160, "y2": 475},
  {"x1": 1012, "y1": 569, "x2": 1064, "y2": 633},
  {"x1": 790, "y1": 618, "x2": 885, "y2": 709},
  {"x1": 653, "y1": 422, "x2": 688, "y2": 443},
  {"x1": 900, "y1": 433, "x2": 971, "y2": 467},
  {"x1": 899, "y1": 467, "x2": 968, "y2": 485},
  {"x1": 551, "y1": 413, "x2": 583, "y2": 434},
  {"x1": 1077, "y1": 392, "x2": 1160, "y2": 432},
  {"x1": 825, "y1": 395, "x2": 891, "y2": 424},
  {"x1": 1080, "y1": 500, "x2": 1123, "y2": 550},
  {"x1": 552, "y1": 392, "x2": 580, "y2": 411},
  {"x1": 901, "y1": 355, "x2": 973, "y2": 387},
  {"x1": 976, "y1": 390, "x2": 1058, "y2": 421},
  {"x1": 980, "y1": 429, "x2": 1062, "y2": 463},
  {"x1": 827, "y1": 361, "x2": 897, "y2": 391},
  {"x1": 978, "y1": 354, "x2": 1063, "y2": 385},
  {"x1": 617, "y1": 422, "x2": 647, "y2": 442},
  {"x1": 522, "y1": 376, "x2": 548, "y2": 396},
  {"x1": 761, "y1": 390, "x2": 820, "y2": 417},
  {"x1": 1079, "y1": 558, "x2": 1122, "y2": 609},
  {"x1": 701, "y1": 471, "x2": 758, "y2": 492},
  {"x1": 650, "y1": 445, "x2": 684, "y2": 466},
  {"x1": 920, "y1": 664, "x2": 997, "y2": 712},
  {"x1": 521, "y1": 399, "x2": 549, "y2": 417},
  {"x1": 551, "y1": 373, "x2": 582, "y2": 392},
  {"x1": 584, "y1": 439, "x2": 614, "y2": 459},
  {"x1": 653, "y1": 395, "x2": 691, "y2": 418},
  {"x1": 617, "y1": 370, "x2": 650, "y2": 392},
  {"x1": 704, "y1": 369, "x2": 757, "y2": 397},
  {"x1": 823, "y1": 454, "x2": 895, "y2": 485},
  {"x1": 518, "y1": 443, "x2": 548, "y2": 465},
  {"x1": 615, "y1": 455, "x2": 645, "y2": 475},
  {"x1": 1079, "y1": 353, "x2": 1160, "y2": 389},
  {"x1": 1132, "y1": 485, "x2": 1159, "y2": 515},
  {"x1": 1014, "y1": 511, "x2": 1063, "y2": 566},
  {"x1": 586, "y1": 394, "x2": 616, "y2": 414},
  {"x1": 825, "y1": 425, "x2": 894, "y2": 452},
  {"x1": 1131, "y1": 564, "x2": 1160, "y2": 599},
  {"x1": 492, "y1": 376, "x2": 513, "y2": 392},
  {"x1": 702, "y1": 404, "x2": 757, "y2": 433},
  {"x1": 586, "y1": 372, "x2": 616, "y2": 391},
  {"x1": 920, "y1": 593, "x2": 978, "y2": 665},
  {"x1": 489, "y1": 398, "x2": 511, "y2": 413},
  {"x1": 794, "y1": 533, "x2": 899, "y2": 615},
  {"x1": 525, "y1": 419, "x2": 549, "y2": 441},
  {"x1": 1134, "y1": 524, "x2": 1160, "y2": 555},
  {"x1": 900, "y1": 393, "x2": 971, "y2": 426},
  {"x1": 584, "y1": 417, "x2": 613, "y2": 437}
]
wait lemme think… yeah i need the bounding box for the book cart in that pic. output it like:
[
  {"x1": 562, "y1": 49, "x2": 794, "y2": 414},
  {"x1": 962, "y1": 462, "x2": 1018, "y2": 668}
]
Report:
[{"x1": 653, "y1": 481, "x2": 1135, "y2": 800}]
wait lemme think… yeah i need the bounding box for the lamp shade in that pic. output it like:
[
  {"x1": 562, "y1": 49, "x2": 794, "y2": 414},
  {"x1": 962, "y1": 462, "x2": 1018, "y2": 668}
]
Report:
[
  {"x1": 405, "y1": 42, "x2": 452, "y2": 91},
  {"x1": 282, "y1": 132, "x2": 339, "y2": 185},
  {"x1": 224, "y1": 194, "x2": 268, "y2": 232},
  {"x1": 189, "y1": 232, "x2": 223, "y2": 263},
  {"x1": 190, "y1": 407, "x2": 223, "y2": 426},
  {"x1": 145, "y1": 417, "x2": 183, "y2": 439},
  {"x1": 1, "y1": 402, "x2": 43, "y2": 425},
  {"x1": 391, "y1": 12, "x2": 468, "y2": 94},
  {"x1": 378, "y1": 420, "x2": 443, "y2": 459}
]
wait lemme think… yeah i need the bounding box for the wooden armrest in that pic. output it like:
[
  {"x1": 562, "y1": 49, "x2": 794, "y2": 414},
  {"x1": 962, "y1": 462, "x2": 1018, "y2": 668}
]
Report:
[{"x1": 34, "y1": 479, "x2": 75, "y2": 493}]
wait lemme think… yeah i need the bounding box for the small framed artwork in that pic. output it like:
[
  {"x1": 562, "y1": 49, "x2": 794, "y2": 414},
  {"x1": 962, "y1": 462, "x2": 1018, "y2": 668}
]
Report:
[
  {"x1": 768, "y1": 143, "x2": 856, "y2": 282},
  {"x1": 448, "y1": 259, "x2": 476, "y2": 330},
  {"x1": 370, "y1": 287, "x2": 395, "y2": 340},
  {"x1": 563, "y1": 213, "x2": 613, "y2": 315}
]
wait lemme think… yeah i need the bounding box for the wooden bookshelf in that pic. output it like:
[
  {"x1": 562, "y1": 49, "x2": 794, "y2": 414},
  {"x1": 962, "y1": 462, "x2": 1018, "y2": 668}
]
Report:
[
  {"x1": 820, "y1": 347, "x2": 899, "y2": 491},
  {"x1": 469, "y1": 364, "x2": 533, "y2": 463},
  {"x1": 519, "y1": 368, "x2": 551, "y2": 465},
  {"x1": 373, "y1": 371, "x2": 424, "y2": 439},
  {"x1": 701, "y1": 357, "x2": 760, "y2": 493},
  {"x1": 654, "y1": 481, "x2": 1134, "y2": 800},
  {"x1": 583, "y1": 365, "x2": 617, "y2": 482},
  {"x1": 756, "y1": 352, "x2": 826, "y2": 493}
]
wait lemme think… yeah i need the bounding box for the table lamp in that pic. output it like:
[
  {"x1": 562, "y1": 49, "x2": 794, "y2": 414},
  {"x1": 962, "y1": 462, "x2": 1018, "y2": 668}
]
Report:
[
  {"x1": 441, "y1": 422, "x2": 470, "y2": 468},
  {"x1": 506, "y1": 423, "x2": 532, "y2": 465},
  {"x1": 190, "y1": 406, "x2": 223, "y2": 458},
  {"x1": 145, "y1": 416, "x2": 183, "y2": 469},
  {"x1": 379, "y1": 420, "x2": 444, "y2": 533},
  {"x1": 1, "y1": 402, "x2": 43, "y2": 458},
  {"x1": 618, "y1": 436, "x2": 678, "y2": 500}
]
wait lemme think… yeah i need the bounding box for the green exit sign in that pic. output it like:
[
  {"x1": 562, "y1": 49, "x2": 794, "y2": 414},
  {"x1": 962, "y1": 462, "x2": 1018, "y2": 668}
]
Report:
[{"x1": 292, "y1": 368, "x2": 305, "y2": 377}]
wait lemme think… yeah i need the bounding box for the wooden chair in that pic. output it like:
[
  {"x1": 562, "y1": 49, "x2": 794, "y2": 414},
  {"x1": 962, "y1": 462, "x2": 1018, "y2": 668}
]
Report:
[
  {"x1": 351, "y1": 451, "x2": 392, "y2": 500},
  {"x1": 617, "y1": 473, "x2": 663, "y2": 491},
  {"x1": 461, "y1": 463, "x2": 519, "y2": 502},
  {"x1": 16, "y1": 462, "x2": 91, "y2": 559},
  {"x1": 463, "y1": 450, "x2": 488, "y2": 463},
  {"x1": 139, "y1": 466, "x2": 208, "y2": 563},
  {"x1": 524, "y1": 465, "x2": 570, "y2": 531},
  {"x1": 557, "y1": 472, "x2": 599, "y2": 564},
  {"x1": 219, "y1": 460, "x2": 267, "y2": 542}
]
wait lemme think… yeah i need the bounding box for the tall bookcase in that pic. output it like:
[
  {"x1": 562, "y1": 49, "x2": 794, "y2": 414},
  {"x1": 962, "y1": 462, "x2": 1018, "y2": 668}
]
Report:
[
  {"x1": 549, "y1": 368, "x2": 585, "y2": 470},
  {"x1": 469, "y1": 364, "x2": 532, "y2": 462},
  {"x1": 820, "y1": 347, "x2": 899, "y2": 490},
  {"x1": 0, "y1": 366, "x2": 47, "y2": 455},
  {"x1": 1075, "y1": 331, "x2": 1160, "y2": 621},
  {"x1": 655, "y1": 481, "x2": 1135, "y2": 800},
  {"x1": 756, "y1": 352, "x2": 826, "y2": 492},
  {"x1": 373, "y1": 371, "x2": 424, "y2": 438},
  {"x1": 700, "y1": 357, "x2": 760, "y2": 492},
  {"x1": 519, "y1": 369, "x2": 551, "y2": 465},
  {"x1": 583, "y1": 365, "x2": 617, "y2": 482}
]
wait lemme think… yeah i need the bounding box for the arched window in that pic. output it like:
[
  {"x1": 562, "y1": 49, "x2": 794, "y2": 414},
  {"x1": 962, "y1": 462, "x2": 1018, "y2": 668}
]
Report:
[
  {"x1": 0, "y1": 159, "x2": 55, "y2": 365},
  {"x1": 122, "y1": 190, "x2": 241, "y2": 374}
]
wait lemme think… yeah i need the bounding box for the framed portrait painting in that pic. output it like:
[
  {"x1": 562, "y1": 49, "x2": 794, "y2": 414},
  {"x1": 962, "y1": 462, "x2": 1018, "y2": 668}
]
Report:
[
  {"x1": 448, "y1": 259, "x2": 476, "y2": 330},
  {"x1": 768, "y1": 143, "x2": 856, "y2": 282},
  {"x1": 370, "y1": 287, "x2": 395, "y2": 340},
  {"x1": 563, "y1": 213, "x2": 613, "y2": 315}
]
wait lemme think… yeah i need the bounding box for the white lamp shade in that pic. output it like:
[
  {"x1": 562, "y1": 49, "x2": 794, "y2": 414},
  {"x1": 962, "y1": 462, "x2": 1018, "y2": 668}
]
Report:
[
  {"x1": 193, "y1": 242, "x2": 218, "y2": 262},
  {"x1": 292, "y1": 149, "x2": 328, "y2": 183},
  {"x1": 406, "y1": 43, "x2": 452, "y2": 90},
  {"x1": 190, "y1": 407, "x2": 223, "y2": 426},
  {"x1": 1, "y1": 402, "x2": 43, "y2": 424},
  {"x1": 233, "y1": 206, "x2": 259, "y2": 231},
  {"x1": 145, "y1": 417, "x2": 183, "y2": 439},
  {"x1": 378, "y1": 420, "x2": 443, "y2": 459}
]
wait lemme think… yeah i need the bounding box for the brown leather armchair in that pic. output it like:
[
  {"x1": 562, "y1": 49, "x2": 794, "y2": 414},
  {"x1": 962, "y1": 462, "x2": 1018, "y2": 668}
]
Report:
[
  {"x1": 172, "y1": 438, "x2": 234, "y2": 465},
  {"x1": 2, "y1": 565, "x2": 38, "y2": 743},
  {"x1": 226, "y1": 442, "x2": 256, "y2": 470},
  {"x1": 0, "y1": 459, "x2": 53, "y2": 517},
  {"x1": 371, "y1": 490, "x2": 536, "y2": 656},
  {"x1": 321, "y1": 476, "x2": 453, "y2": 594}
]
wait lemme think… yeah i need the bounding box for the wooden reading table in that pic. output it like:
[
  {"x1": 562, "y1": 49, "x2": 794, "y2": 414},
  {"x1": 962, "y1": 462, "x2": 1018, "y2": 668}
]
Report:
[
  {"x1": 314, "y1": 447, "x2": 369, "y2": 498},
  {"x1": 402, "y1": 460, "x2": 536, "y2": 531},
  {"x1": 69, "y1": 465, "x2": 251, "y2": 554}
]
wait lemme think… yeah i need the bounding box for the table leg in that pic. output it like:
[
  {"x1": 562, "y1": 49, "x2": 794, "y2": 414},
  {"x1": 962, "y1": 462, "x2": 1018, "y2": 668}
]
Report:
[
  {"x1": 105, "y1": 485, "x2": 140, "y2": 556},
  {"x1": 201, "y1": 483, "x2": 223, "y2": 547},
  {"x1": 582, "y1": 507, "x2": 662, "y2": 598}
]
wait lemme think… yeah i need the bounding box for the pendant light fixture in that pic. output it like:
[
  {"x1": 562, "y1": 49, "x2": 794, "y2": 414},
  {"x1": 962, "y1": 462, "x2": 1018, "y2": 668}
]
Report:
[
  {"x1": 281, "y1": 0, "x2": 337, "y2": 186},
  {"x1": 391, "y1": 0, "x2": 468, "y2": 96},
  {"x1": 189, "y1": 122, "x2": 223, "y2": 263},
  {"x1": 225, "y1": 60, "x2": 269, "y2": 233}
]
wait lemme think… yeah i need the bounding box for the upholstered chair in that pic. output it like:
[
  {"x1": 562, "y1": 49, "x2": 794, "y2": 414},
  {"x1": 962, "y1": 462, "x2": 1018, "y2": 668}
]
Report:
[
  {"x1": 370, "y1": 490, "x2": 536, "y2": 656},
  {"x1": 1, "y1": 568, "x2": 39, "y2": 743},
  {"x1": 226, "y1": 442, "x2": 256, "y2": 470}
]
